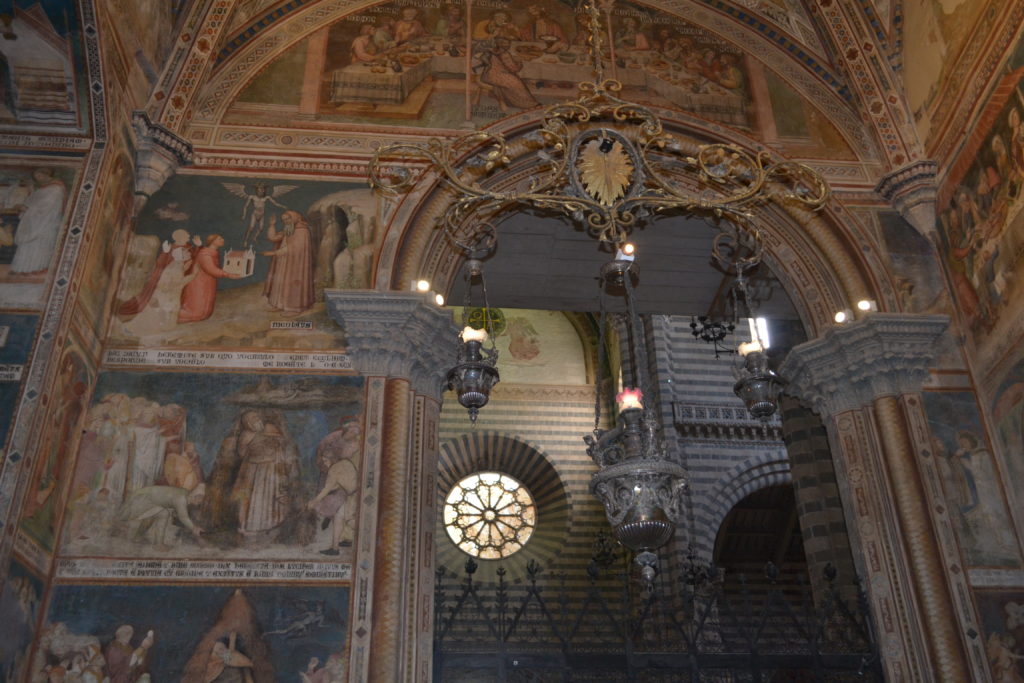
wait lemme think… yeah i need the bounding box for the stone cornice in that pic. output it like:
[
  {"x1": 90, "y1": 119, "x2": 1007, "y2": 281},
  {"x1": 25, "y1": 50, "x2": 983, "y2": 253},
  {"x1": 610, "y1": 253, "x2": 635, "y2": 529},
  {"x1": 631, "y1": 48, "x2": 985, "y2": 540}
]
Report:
[
  {"x1": 779, "y1": 313, "x2": 950, "y2": 417},
  {"x1": 326, "y1": 290, "x2": 459, "y2": 399}
]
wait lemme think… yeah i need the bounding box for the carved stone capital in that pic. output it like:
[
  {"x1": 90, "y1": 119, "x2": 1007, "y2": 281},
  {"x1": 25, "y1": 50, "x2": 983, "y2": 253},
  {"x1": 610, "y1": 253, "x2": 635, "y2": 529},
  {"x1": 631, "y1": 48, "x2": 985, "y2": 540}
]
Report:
[
  {"x1": 875, "y1": 160, "x2": 938, "y2": 237},
  {"x1": 326, "y1": 290, "x2": 459, "y2": 399},
  {"x1": 779, "y1": 313, "x2": 949, "y2": 417},
  {"x1": 131, "y1": 111, "x2": 194, "y2": 214}
]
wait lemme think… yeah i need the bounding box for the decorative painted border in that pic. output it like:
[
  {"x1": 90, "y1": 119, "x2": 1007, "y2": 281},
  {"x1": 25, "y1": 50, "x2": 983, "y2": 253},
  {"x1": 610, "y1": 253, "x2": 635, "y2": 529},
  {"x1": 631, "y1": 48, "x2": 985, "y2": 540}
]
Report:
[{"x1": 0, "y1": 0, "x2": 106, "y2": 571}]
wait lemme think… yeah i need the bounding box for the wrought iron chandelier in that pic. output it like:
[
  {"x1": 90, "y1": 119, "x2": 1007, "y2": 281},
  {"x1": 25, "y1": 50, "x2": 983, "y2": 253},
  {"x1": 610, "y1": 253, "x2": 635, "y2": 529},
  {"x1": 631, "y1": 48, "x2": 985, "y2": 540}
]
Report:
[{"x1": 369, "y1": 0, "x2": 828, "y2": 574}]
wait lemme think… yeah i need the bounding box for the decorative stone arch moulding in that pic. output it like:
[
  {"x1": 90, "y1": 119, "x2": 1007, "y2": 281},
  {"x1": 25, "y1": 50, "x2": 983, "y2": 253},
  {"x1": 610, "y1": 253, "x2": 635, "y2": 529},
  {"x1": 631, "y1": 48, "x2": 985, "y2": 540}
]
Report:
[
  {"x1": 169, "y1": 0, "x2": 872, "y2": 160},
  {"x1": 375, "y1": 114, "x2": 892, "y2": 339},
  {"x1": 693, "y1": 452, "x2": 792, "y2": 561}
]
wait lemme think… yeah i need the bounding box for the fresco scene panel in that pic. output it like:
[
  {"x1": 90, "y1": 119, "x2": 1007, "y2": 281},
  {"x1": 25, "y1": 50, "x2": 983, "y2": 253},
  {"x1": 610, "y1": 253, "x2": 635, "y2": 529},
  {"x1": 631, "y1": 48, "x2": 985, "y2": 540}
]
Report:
[{"x1": 60, "y1": 371, "x2": 366, "y2": 563}]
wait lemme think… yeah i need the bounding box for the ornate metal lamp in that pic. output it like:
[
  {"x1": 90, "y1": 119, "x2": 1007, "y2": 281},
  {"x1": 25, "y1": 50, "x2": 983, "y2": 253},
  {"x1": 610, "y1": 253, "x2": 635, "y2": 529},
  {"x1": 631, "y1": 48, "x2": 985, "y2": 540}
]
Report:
[
  {"x1": 446, "y1": 230, "x2": 499, "y2": 423},
  {"x1": 711, "y1": 228, "x2": 785, "y2": 421},
  {"x1": 585, "y1": 252, "x2": 686, "y2": 582}
]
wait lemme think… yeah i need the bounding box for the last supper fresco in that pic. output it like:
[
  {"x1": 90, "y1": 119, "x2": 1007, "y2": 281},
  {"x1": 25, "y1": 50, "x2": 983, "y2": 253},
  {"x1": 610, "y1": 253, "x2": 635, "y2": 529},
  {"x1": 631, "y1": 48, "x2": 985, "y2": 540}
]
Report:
[{"x1": 226, "y1": 0, "x2": 836, "y2": 143}]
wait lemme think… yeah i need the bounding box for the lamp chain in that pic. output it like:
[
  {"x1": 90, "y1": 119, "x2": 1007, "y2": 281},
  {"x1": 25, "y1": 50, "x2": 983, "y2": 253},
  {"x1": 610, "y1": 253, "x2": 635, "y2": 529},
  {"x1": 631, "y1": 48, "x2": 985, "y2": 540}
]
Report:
[
  {"x1": 621, "y1": 269, "x2": 651, "y2": 411},
  {"x1": 593, "y1": 297, "x2": 608, "y2": 432}
]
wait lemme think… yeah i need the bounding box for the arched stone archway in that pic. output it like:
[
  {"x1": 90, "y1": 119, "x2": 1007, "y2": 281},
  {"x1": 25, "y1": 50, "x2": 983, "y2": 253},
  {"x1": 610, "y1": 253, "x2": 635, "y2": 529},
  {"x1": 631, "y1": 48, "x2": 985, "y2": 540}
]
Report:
[{"x1": 367, "y1": 112, "x2": 977, "y2": 679}]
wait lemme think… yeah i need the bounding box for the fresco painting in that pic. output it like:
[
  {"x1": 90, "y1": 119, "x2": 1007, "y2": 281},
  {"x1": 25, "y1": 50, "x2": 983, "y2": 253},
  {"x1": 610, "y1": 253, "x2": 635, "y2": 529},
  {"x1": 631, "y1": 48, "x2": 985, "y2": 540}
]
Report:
[
  {"x1": 903, "y1": 0, "x2": 989, "y2": 133},
  {"x1": 455, "y1": 307, "x2": 588, "y2": 385},
  {"x1": 227, "y1": 0, "x2": 751, "y2": 130},
  {"x1": 106, "y1": 0, "x2": 189, "y2": 79},
  {"x1": 77, "y1": 149, "x2": 135, "y2": 338},
  {"x1": 876, "y1": 211, "x2": 947, "y2": 313},
  {"x1": 0, "y1": 162, "x2": 78, "y2": 307},
  {"x1": 992, "y1": 356, "x2": 1024, "y2": 505},
  {"x1": 109, "y1": 175, "x2": 380, "y2": 349},
  {"x1": 976, "y1": 590, "x2": 1024, "y2": 682},
  {"x1": 762, "y1": 69, "x2": 857, "y2": 160},
  {"x1": 20, "y1": 348, "x2": 91, "y2": 552},
  {"x1": 937, "y1": 34, "x2": 1024, "y2": 343},
  {"x1": 0, "y1": 313, "x2": 40, "y2": 451},
  {"x1": 0, "y1": 560, "x2": 44, "y2": 682},
  {"x1": 0, "y1": 1, "x2": 83, "y2": 130},
  {"x1": 922, "y1": 390, "x2": 1021, "y2": 568},
  {"x1": 36, "y1": 584, "x2": 349, "y2": 681},
  {"x1": 61, "y1": 371, "x2": 365, "y2": 562}
]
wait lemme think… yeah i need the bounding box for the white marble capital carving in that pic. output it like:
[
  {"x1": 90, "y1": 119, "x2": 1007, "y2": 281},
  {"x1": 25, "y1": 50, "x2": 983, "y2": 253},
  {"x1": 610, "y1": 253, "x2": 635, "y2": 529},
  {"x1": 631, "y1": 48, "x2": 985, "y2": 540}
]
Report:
[
  {"x1": 326, "y1": 290, "x2": 459, "y2": 399},
  {"x1": 131, "y1": 111, "x2": 193, "y2": 214},
  {"x1": 874, "y1": 160, "x2": 938, "y2": 237},
  {"x1": 779, "y1": 313, "x2": 949, "y2": 417}
]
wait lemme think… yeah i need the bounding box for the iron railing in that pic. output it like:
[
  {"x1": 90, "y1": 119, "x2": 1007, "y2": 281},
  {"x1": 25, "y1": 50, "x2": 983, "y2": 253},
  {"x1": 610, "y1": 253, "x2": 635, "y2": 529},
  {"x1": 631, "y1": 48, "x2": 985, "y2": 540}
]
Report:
[{"x1": 434, "y1": 549, "x2": 881, "y2": 682}]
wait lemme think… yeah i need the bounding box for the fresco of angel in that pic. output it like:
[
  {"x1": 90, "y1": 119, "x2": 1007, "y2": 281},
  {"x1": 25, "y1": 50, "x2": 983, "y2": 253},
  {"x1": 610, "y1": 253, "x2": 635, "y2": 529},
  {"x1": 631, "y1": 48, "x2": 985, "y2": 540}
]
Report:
[{"x1": 222, "y1": 181, "x2": 297, "y2": 245}]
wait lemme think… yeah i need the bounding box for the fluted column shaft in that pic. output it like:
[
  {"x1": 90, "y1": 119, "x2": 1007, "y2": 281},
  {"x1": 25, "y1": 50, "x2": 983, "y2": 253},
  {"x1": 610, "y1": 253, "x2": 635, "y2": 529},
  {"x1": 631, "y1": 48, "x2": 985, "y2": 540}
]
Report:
[
  {"x1": 369, "y1": 378, "x2": 412, "y2": 682},
  {"x1": 873, "y1": 395, "x2": 967, "y2": 682}
]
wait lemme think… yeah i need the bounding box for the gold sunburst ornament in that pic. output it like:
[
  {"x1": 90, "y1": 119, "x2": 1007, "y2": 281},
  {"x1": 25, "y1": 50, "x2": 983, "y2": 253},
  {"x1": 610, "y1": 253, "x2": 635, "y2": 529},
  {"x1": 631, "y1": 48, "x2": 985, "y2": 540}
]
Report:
[{"x1": 578, "y1": 137, "x2": 634, "y2": 206}]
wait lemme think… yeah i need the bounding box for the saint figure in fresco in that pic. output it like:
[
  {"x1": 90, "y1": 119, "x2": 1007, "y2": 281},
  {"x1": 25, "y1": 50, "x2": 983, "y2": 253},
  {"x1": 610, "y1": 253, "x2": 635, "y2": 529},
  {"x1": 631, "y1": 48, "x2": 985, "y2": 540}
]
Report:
[
  {"x1": 308, "y1": 419, "x2": 362, "y2": 554},
  {"x1": 182, "y1": 590, "x2": 272, "y2": 683},
  {"x1": 9, "y1": 167, "x2": 66, "y2": 276},
  {"x1": 394, "y1": 6, "x2": 426, "y2": 45},
  {"x1": 262, "y1": 211, "x2": 315, "y2": 314},
  {"x1": 520, "y1": 5, "x2": 567, "y2": 52},
  {"x1": 614, "y1": 17, "x2": 650, "y2": 51},
  {"x1": 178, "y1": 234, "x2": 244, "y2": 323},
  {"x1": 433, "y1": 5, "x2": 465, "y2": 43},
  {"x1": 117, "y1": 483, "x2": 206, "y2": 547},
  {"x1": 944, "y1": 430, "x2": 1019, "y2": 563},
  {"x1": 473, "y1": 11, "x2": 520, "y2": 41},
  {"x1": 350, "y1": 24, "x2": 377, "y2": 63},
  {"x1": 480, "y1": 37, "x2": 539, "y2": 112},
  {"x1": 203, "y1": 636, "x2": 256, "y2": 683},
  {"x1": 118, "y1": 229, "x2": 201, "y2": 332},
  {"x1": 104, "y1": 624, "x2": 153, "y2": 683},
  {"x1": 230, "y1": 411, "x2": 301, "y2": 537}
]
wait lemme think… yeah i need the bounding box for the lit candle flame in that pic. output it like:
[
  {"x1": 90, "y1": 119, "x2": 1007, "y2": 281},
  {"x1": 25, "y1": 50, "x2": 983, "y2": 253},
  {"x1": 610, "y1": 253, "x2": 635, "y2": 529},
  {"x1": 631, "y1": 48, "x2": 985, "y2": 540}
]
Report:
[
  {"x1": 461, "y1": 326, "x2": 488, "y2": 343},
  {"x1": 616, "y1": 388, "x2": 643, "y2": 411},
  {"x1": 737, "y1": 341, "x2": 763, "y2": 356}
]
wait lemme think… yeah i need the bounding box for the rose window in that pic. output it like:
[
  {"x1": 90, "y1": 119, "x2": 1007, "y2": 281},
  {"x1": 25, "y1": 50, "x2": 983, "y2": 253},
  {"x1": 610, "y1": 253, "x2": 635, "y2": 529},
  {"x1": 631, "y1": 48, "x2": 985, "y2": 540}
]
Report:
[{"x1": 443, "y1": 472, "x2": 536, "y2": 559}]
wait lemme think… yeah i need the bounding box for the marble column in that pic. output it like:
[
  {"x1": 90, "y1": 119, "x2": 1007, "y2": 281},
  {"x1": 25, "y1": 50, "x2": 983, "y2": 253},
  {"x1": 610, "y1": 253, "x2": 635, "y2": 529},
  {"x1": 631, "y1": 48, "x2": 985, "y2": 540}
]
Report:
[
  {"x1": 327, "y1": 291, "x2": 458, "y2": 683},
  {"x1": 780, "y1": 313, "x2": 982, "y2": 682}
]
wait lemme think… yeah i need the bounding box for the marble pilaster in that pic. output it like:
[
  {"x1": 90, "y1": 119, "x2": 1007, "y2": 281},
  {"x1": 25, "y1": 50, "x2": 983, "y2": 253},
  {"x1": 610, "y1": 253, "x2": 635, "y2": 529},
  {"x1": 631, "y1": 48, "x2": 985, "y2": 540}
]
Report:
[
  {"x1": 326, "y1": 290, "x2": 458, "y2": 681},
  {"x1": 780, "y1": 312, "x2": 982, "y2": 682}
]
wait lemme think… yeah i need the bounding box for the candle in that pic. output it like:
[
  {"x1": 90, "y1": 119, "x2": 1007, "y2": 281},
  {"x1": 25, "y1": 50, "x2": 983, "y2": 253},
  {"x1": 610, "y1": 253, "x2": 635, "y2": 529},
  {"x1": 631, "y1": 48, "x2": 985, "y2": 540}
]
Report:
[
  {"x1": 616, "y1": 388, "x2": 643, "y2": 411},
  {"x1": 615, "y1": 243, "x2": 636, "y2": 261},
  {"x1": 461, "y1": 326, "x2": 488, "y2": 343},
  {"x1": 737, "y1": 341, "x2": 763, "y2": 356}
]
